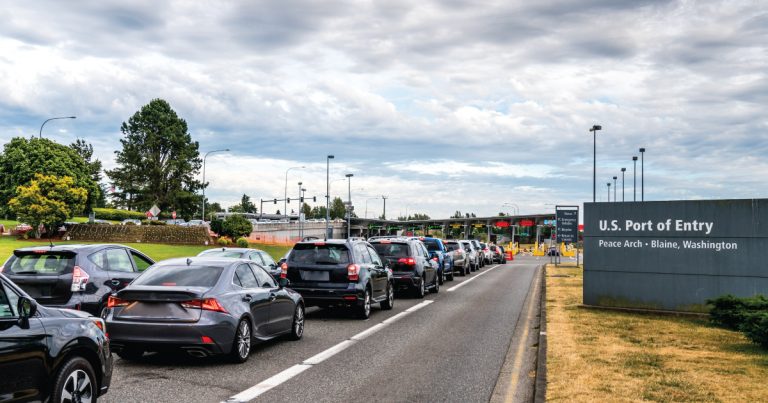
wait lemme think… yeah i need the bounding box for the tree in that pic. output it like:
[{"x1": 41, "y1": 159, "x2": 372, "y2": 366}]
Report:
[
  {"x1": 70, "y1": 139, "x2": 105, "y2": 210},
  {"x1": 412, "y1": 213, "x2": 430, "y2": 220},
  {"x1": 221, "y1": 214, "x2": 253, "y2": 238},
  {"x1": 301, "y1": 202, "x2": 312, "y2": 219},
  {"x1": 9, "y1": 174, "x2": 87, "y2": 238},
  {"x1": 240, "y1": 194, "x2": 256, "y2": 213},
  {"x1": 451, "y1": 211, "x2": 463, "y2": 219},
  {"x1": 310, "y1": 206, "x2": 327, "y2": 219},
  {"x1": 106, "y1": 99, "x2": 203, "y2": 217},
  {"x1": 0, "y1": 137, "x2": 98, "y2": 217},
  {"x1": 330, "y1": 197, "x2": 345, "y2": 219}
]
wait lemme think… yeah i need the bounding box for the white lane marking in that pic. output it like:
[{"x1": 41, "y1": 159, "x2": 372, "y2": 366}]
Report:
[
  {"x1": 447, "y1": 264, "x2": 501, "y2": 292},
  {"x1": 303, "y1": 339, "x2": 356, "y2": 365},
  {"x1": 225, "y1": 299, "x2": 435, "y2": 402},
  {"x1": 227, "y1": 364, "x2": 312, "y2": 402}
]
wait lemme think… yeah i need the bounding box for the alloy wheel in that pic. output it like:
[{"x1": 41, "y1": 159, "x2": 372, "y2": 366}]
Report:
[
  {"x1": 294, "y1": 305, "x2": 305, "y2": 338},
  {"x1": 61, "y1": 369, "x2": 93, "y2": 403},
  {"x1": 237, "y1": 320, "x2": 251, "y2": 359}
]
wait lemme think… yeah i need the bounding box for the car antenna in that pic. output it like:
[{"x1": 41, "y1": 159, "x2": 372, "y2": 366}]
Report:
[{"x1": 186, "y1": 258, "x2": 192, "y2": 266}]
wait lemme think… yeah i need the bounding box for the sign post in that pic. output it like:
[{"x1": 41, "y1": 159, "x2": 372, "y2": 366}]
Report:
[{"x1": 556, "y1": 205, "x2": 580, "y2": 266}]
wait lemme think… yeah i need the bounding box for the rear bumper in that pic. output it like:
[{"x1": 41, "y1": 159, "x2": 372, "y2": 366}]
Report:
[
  {"x1": 392, "y1": 274, "x2": 419, "y2": 291},
  {"x1": 291, "y1": 283, "x2": 365, "y2": 307},
  {"x1": 106, "y1": 314, "x2": 237, "y2": 355}
]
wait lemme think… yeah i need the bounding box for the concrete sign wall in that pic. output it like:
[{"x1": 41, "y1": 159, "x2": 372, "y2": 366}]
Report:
[{"x1": 584, "y1": 199, "x2": 768, "y2": 312}]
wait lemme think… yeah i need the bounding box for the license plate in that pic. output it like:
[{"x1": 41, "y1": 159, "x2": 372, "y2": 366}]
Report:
[{"x1": 300, "y1": 270, "x2": 329, "y2": 281}]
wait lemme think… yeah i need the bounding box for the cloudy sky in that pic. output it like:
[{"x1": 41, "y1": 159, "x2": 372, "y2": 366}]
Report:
[{"x1": 1, "y1": 0, "x2": 766, "y2": 219}]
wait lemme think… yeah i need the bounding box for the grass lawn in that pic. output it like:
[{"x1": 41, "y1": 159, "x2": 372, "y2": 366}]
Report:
[
  {"x1": 546, "y1": 264, "x2": 768, "y2": 402},
  {"x1": 0, "y1": 236, "x2": 291, "y2": 263}
]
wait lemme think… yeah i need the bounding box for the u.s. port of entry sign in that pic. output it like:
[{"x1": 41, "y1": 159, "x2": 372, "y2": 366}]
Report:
[{"x1": 584, "y1": 199, "x2": 768, "y2": 312}]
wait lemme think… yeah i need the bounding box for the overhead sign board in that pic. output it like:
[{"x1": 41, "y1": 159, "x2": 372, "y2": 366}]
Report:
[
  {"x1": 556, "y1": 206, "x2": 579, "y2": 243},
  {"x1": 584, "y1": 199, "x2": 768, "y2": 312},
  {"x1": 495, "y1": 221, "x2": 510, "y2": 228},
  {"x1": 519, "y1": 219, "x2": 534, "y2": 227}
]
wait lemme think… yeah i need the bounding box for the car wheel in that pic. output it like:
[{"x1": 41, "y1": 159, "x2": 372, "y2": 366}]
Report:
[
  {"x1": 431, "y1": 276, "x2": 439, "y2": 293},
  {"x1": 447, "y1": 268, "x2": 455, "y2": 281},
  {"x1": 52, "y1": 357, "x2": 96, "y2": 403},
  {"x1": 380, "y1": 282, "x2": 394, "y2": 310},
  {"x1": 356, "y1": 288, "x2": 372, "y2": 319},
  {"x1": 288, "y1": 304, "x2": 305, "y2": 340},
  {"x1": 438, "y1": 268, "x2": 445, "y2": 285},
  {"x1": 415, "y1": 278, "x2": 426, "y2": 299},
  {"x1": 116, "y1": 346, "x2": 144, "y2": 361},
  {"x1": 230, "y1": 319, "x2": 251, "y2": 363}
]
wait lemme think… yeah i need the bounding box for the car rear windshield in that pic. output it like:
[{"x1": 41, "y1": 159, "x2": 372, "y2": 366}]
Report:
[
  {"x1": 289, "y1": 244, "x2": 350, "y2": 265},
  {"x1": 199, "y1": 250, "x2": 243, "y2": 258},
  {"x1": 371, "y1": 242, "x2": 410, "y2": 258},
  {"x1": 444, "y1": 242, "x2": 460, "y2": 252},
  {"x1": 423, "y1": 239, "x2": 441, "y2": 252},
  {"x1": 133, "y1": 265, "x2": 224, "y2": 287},
  {"x1": 6, "y1": 252, "x2": 76, "y2": 275}
]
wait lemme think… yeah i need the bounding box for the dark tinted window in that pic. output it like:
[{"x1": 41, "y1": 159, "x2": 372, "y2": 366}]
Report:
[
  {"x1": 423, "y1": 239, "x2": 441, "y2": 252},
  {"x1": 133, "y1": 265, "x2": 224, "y2": 287},
  {"x1": 7, "y1": 252, "x2": 75, "y2": 275},
  {"x1": 235, "y1": 264, "x2": 259, "y2": 288},
  {"x1": 354, "y1": 244, "x2": 372, "y2": 264},
  {"x1": 289, "y1": 244, "x2": 350, "y2": 265},
  {"x1": 251, "y1": 264, "x2": 277, "y2": 288},
  {"x1": 0, "y1": 281, "x2": 17, "y2": 318},
  {"x1": 367, "y1": 246, "x2": 382, "y2": 266},
  {"x1": 372, "y1": 242, "x2": 410, "y2": 258},
  {"x1": 445, "y1": 242, "x2": 460, "y2": 252}
]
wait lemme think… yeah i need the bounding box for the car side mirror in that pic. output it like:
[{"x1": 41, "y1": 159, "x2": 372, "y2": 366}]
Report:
[
  {"x1": 278, "y1": 277, "x2": 291, "y2": 288},
  {"x1": 18, "y1": 297, "x2": 37, "y2": 319}
]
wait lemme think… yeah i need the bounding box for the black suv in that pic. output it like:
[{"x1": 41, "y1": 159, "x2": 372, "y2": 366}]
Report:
[
  {"x1": 284, "y1": 239, "x2": 394, "y2": 319},
  {"x1": 0, "y1": 273, "x2": 113, "y2": 402},
  {"x1": 2, "y1": 244, "x2": 155, "y2": 317},
  {"x1": 369, "y1": 238, "x2": 439, "y2": 298}
]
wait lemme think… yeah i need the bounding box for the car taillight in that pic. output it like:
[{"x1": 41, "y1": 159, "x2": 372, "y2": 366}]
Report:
[
  {"x1": 347, "y1": 264, "x2": 360, "y2": 281},
  {"x1": 280, "y1": 262, "x2": 288, "y2": 279},
  {"x1": 397, "y1": 257, "x2": 416, "y2": 265},
  {"x1": 181, "y1": 298, "x2": 229, "y2": 313},
  {"x1": 92, "y1": 318, "x2": 106, "y2": 333},
  {"x1": 0, "y1": 265, "x2": 4, "y2": 273},
  {"x1": 107, "y1": 295, "x2": 131, "y2": 308},
  {"x1": 71, "y1": 266, "x2": 89, "y2": 292},
  {"x1": 431, "y1": 257, "x2": 438, "y2": 262}
]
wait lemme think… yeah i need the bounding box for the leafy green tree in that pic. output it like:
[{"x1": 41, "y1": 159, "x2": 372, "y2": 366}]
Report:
[
  {"x1": 451, "y1": 211, "x2": 463, "y2": 218},
  {"x1": 221, "y1": 214, "x2": 253, "y2": 238},
  {"x1": 9, "y1": 174, "x2": 87, "y2": 238},
  {"x1": 330, "y1": 197, "x2": 345, "y2": 219},
  {"x1": 106, "y1": 99, "x2": 203, "y2": 216},
  {"x1": 411, "y1": 213, "x2": 430, "y2": 220},
  {"x1": 301, "y1": 202, "x2": 312, "y2": 219},
  {"x1": 240, "y1": 194, "x2": 256, "y2": 213},
  {"x1": 70, "y1": 139, "x2": 105, "y2": 210},
  {"x1": 0, "y1": 137, "x2": 98, "y2": 217},
  {"x1": 310, "y1": 206, "x2": 327, "y2": 219},
  {"x1": 209, "y1": 218, "x2": 224, "y2": 236}
]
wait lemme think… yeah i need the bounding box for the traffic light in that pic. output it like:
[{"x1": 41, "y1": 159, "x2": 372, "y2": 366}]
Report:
[
  {"x1": 287, "y1": 198, "x2": 291, "y2": 203},
  {"x1": 273, "y1": 199, "x2": 277, "y2": 204},
  {"x1": 300, "y1": 197, "x2": 304, "y2": 202},
  {"x1": 313, "y1": 196, "x2": 317, "y2": 202}
]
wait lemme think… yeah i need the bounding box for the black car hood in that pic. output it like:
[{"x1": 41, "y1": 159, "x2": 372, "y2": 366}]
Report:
[{"x1": 39, "y1": 305, "x2": 93, "y2": 319}]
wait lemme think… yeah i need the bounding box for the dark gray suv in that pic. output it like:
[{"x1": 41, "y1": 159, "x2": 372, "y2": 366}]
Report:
[{"x1": 1, "y1": 244, "x2": 155, "y2": 317}]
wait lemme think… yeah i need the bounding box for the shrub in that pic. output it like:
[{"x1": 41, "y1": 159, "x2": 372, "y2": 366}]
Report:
[
  {"x1": 217, "y1": 237, "x2": 232, "y2": 246},
  {"x1": 236, "y1": 237, "x2": 249, "y2": 248},
  {"x1": 92, "y1": 207, "x2": 146, "y2": 221},
  {"x1": 148, "y1": 220, "x2": 167, "y2": 226},
  {"x1": 210, "y1": 218, "x2": 223, "y2": 236},
  {"x1": 221, "y1": 214, "x2": 252, "y2": 239},
  {"x1": 739, "y1": 311, "x2": 768, "y2": 348},
  {"x1": 708, "y1": 294, "x2": 768, "y2": 330}
]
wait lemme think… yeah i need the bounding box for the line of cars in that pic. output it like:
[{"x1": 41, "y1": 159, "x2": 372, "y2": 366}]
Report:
[{"x1": 0, "y1": 236, "x2": 506, "y2": 402}]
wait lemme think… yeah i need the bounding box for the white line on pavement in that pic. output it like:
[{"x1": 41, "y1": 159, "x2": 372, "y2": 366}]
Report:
[
  {"x1": 224, "y1": 299, "x2": 435, "y2": 402},
  {"x1": 446, "y1": 265, "x2": 501, "y2": 292}
]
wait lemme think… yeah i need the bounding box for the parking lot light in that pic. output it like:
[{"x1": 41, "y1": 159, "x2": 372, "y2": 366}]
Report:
[
  {"x1": 589, "y1": 125, "x2": 602, "y2": 202},
  {"x1": 325, "y1": 155, "x2": 334, "y2": 239}
]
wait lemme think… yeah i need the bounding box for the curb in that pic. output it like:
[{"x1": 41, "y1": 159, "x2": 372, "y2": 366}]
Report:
[{"x1": 533, "y1": 264, "x2": 547, "y2": 403}]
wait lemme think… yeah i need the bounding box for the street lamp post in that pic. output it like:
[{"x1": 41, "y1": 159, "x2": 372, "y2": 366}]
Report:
[
  {"x1": 632, "y1": 156, "x2": 638, "y2": 201},
  {"x1": 382, "y1": 195, "x2": 388, "y2": 220},
  {"x1": 325, "y1": 155, "x2": 334, "y2": 239},
  {"x1": 502, "y1": 202, "x2": 520, "y2": 216},
  {"x1": 284, "y1": 166, "x2": 305, "y2": 220},
  {"x1": 299, "y1": 185, "x2": 307, "y2": 238},
  {"x1": 639, "y1": 147, "x2": 646, "y2": 201},
  {"x1": 613, "y1": 176, "x2": 617, "y2": 203},
  {"x1": 39, "y1": 116, "x2": 76, "y2": 139},
  {"x1": 607, "y1": 182, "x2": 611, "y2": 202},
  {"x1": 620, "y1": 168, "x2": 626, "y2": 202},
  {"x1": 364, "y1": 197, "x2": 379, "y2": 218},
  {"x1": 589, "y1": 125, "x2": 602, "y2": 202},
  {"x1": 345, "y1": 173, "x2": 353, "y2": 238},
  {"x1": 202, "y1": 148, "x2": 230, "y2": 221}
]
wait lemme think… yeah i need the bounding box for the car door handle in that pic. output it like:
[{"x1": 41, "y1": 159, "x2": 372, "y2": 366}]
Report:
[{"x1": 243, "y1": 294, "x2": 253, "y2": 302}]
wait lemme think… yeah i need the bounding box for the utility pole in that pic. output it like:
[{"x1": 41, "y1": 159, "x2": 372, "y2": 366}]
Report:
[{"x1": 382, "y1": 195, "x2": 388, "y2": 220}]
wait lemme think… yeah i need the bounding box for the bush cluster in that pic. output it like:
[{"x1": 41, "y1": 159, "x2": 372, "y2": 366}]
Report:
[
  {"x1": 217, "y1": 237, "x2": 232, "y2": 246},
  {"x1": 708, "y1": 294, "x2": 768, "y2": 348},
  {"x1": 236, "y1": 237, "x2": 250, "y2": 248},
  {"x1": 92, "y1": 208, "x2": 146, "y2": 221}
]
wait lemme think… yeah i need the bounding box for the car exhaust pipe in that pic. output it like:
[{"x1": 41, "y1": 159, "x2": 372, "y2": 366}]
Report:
[{"x1": 184, "y1": 348, "x2": 209, "y2": 358}]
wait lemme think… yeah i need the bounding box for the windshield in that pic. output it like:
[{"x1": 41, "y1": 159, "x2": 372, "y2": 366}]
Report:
[
  {"x1": 133, "y1": 265, "x2": 224, "y2": 287},
  {"x1": 445, "y1": 242, "x2": 460, "y2": 252},
  {"x1": 6, "y1": 252, "x2": 76, "y2": 275},
  {"x1": 423, "y1": 239, "x2": 441, "y2": 252},
  {"x1": 372, "y1": 243, "x2": 410, "y2": 258},
  {"x1": 289, "y1": 244, "x2": 350, "y2": 265}
]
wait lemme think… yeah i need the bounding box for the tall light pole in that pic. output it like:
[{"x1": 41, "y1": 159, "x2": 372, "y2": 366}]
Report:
[
  {"x1": 632, "y1": 156, "x2": 638, "y2": 201},
  {"x1": 299, "y1": 185, "x2": 307, "y2": 239},
  {"x1": 364, "y1": 197, "x2": 379, "y2": 218},
  {"x1": 345, "y1": 173, "x2": 353, "y2": 238},
  {"x1": 202, "y1": 148, "x2": 229, "y2": 221},
  {"x1": 589, "y1": 125, "x2": 602, "y2": 202},
  {"x1": 620, "y1": 168, "x2": 626, "y2": 202},
  {"x1": 613, "y1": 176, "x2": 617, "y2": 203},
  {"x1": 639, "y1": 147, "x2": 646, "y2": 201},
  {"x1": 502, "y1": 202, "x2": 520, "y2": 216},
  {"x1": 325, "y1": 155, "x2": 334, "y2": 239},
  {"x1": 607, "y1": 182, "x2": 611, "y2": 202},
  {"x1": 382, "y1": 195, "x2": 388, "y2": 220},
  {"x1": 284, "y1": 166, "x2": 305, "y2": 220},
  {"x1": 39, "y1": 116, "x2": 76, "y2": 139}
]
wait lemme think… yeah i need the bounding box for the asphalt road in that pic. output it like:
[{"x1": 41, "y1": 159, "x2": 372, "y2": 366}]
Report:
[{"x1": 103, "y1": 256, "x2": 542, "y2": 403}]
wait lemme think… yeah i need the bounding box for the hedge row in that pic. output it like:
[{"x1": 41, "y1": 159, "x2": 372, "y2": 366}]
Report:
[
  {"x1": 65, "y1": 224, "x2": 211, "y2": 245},
  {"x1": 92, "y1": 208, "x2": 146, "y2": 221},
  {"x1": 709, "y1": 294, "x2": 768, "y2": 348}
]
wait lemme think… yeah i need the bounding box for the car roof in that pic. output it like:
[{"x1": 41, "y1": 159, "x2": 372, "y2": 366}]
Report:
[
  {"x1": 13, "y1": 244, "x2": 134, "y2": 253},
  {"x1": 157, "y1": 256, "x2": 250, "y2": 267},
  {"x1": 198, "y1": 247, "x2": 263, "y2": 254}
]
